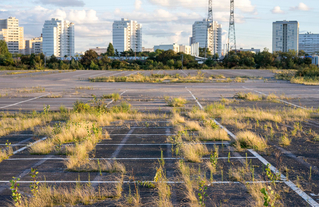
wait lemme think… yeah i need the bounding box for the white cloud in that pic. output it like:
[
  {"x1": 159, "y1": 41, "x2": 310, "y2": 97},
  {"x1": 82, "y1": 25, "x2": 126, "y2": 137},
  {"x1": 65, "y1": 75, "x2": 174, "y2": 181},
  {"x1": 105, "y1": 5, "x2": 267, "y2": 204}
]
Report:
[
  {"x1": 147, "y1": 0, "x2": 256, "y2": 13},
  {"x1": 290, "y1": 2, "x2": 310, "y2": 11},
  {"x1": 271, "y1": 6, "x2": 284, "y2": 14},
  {"x1": 135, "y1": 0, "x2": 142, "y2": 10},
  {"x1": 35, "y1": 0, "x2": 85, "y2": 7}
]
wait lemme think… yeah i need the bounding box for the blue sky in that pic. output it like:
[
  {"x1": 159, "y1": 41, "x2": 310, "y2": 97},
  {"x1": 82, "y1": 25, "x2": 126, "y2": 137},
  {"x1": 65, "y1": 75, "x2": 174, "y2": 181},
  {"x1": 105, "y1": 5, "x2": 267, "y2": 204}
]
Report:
[{"x1": 0, "y1": 0, "x2": 318, "y2": 52}]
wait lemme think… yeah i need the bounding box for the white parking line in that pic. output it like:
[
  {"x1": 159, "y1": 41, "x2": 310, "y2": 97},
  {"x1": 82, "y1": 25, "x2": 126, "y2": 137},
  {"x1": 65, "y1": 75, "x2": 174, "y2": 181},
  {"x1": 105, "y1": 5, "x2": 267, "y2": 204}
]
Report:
[
  {"x1": 12, "y1": 137, "x2": 47, "y2": 155},
  {"x1": 126, "y1": 71, "x2": 139, "y2": 77},
  {"x1": 186, "y1": 88, "x2": 319, "y2": 207},
  {"x1": 106, "y1": 90, "x2": 127, "y2": 107},
  {"x1": 180, "y1": 70, "x2": 188, "y2": 76},
  {"x1": 0, "y1": 93, "x2": 51, "y2": 109},
  {"x1": 0, "y1": 180, "x2": 283, "y2": 184},
  {"x1": 110, "y1": 134, "x2": 176, "y2": 136},
  {"x1": 7, "y1": 156, "x2": 255, "y2": 161},
  {"x1": 111, "y1": 128, "x2": 135, "y2": 159},
  {"x1": 242, "y1": 86, "x2": 307, "y2": 110},
  {"x1": 88, "y1": 71, "x2": 114, "y2": 78}
]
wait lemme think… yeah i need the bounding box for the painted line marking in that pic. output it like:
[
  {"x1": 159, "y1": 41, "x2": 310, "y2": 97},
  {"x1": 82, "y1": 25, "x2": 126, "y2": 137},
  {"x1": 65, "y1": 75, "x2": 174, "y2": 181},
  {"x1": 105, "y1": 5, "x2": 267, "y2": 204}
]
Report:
[
  {"x1": 242, "y1": 86, "x2": 307, "y2": 110},
  {"x1": 186, "y1": 87, "x2": 319, "y2": 207},
  {"x1": 110, "y1": 128, "x2": 135, "y2": 159},
  {"x1": 7, "y1": 157, "x2": 257, "y2": 161},
  {"x1": 0, "y1": 180, "x2": 283, "y2": 184},
  {"x1": 106, "y1": 90, "x2": 127, "y2": 107},
  {"x1": 95, "y1": 142, "x2": 230, "y2": 146},
  {"x1": 12, "y1": 137, "x2": 47, "y2": 155},
  {"x1": 110, "y1": 134, "x2": 176, "y2": 136},
  {"x1": 0, "y1": 93, "x2": 51, "y2": 109},
  {"x1": 126, "y1": 71, "x2": 139, "y2": 77},
  {"x1": 180, "y1": 70, "x2": 188, "y2": 76},
  {"x1": 88, "y1": 71, "x2": 114, "y2": 78}
]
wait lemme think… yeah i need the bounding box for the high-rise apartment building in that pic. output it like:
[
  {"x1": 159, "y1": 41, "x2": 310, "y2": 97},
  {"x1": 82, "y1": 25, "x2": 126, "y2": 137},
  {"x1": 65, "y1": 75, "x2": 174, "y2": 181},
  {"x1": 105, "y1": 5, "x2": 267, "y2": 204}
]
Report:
[
  {"x1": 190, "y1": 19, "x2": 222, "y2": 57},
  {"x1": 0, "y1": 17, "x2": 25, "y2": 54},
  {"x1": 299, "y1": 32, "x2": 319, "y2": 55},
  {"x1": 272, "y1": 21, "x2": 299, "y2": 53},
  {"x1": 42, "y1": 18, "x2": 75, "y2": 57},
  {"x1": 25, "y1": 37, "x2": 43, "y2": 55},
  {"x1": 112, "y1": 18, "x2": 142, "y2": 53}
]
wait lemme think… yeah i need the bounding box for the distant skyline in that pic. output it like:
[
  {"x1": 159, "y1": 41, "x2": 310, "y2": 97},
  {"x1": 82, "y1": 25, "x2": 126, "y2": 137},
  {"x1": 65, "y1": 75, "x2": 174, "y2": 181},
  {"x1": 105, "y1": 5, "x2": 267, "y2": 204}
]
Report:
[{"x1": 0, "y1": 0, "x2": 318, "y2": 52}]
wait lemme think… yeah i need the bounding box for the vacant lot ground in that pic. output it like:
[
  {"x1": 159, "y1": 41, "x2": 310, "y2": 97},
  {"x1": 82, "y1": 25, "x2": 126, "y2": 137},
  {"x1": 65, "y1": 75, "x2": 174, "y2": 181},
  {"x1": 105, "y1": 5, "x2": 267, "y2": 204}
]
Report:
[{"x1": 0, "y1": 69, "x2": 318, "y2": 206}]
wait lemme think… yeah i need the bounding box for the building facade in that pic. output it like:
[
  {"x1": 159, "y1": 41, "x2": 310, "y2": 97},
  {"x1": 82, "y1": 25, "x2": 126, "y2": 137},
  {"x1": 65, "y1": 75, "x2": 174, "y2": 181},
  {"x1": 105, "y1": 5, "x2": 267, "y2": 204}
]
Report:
[
  {"x1": 299, "y1": 32, "x2": 319, "y2": 55},
  {"x1": 237, "y1": 48, "x2": 260, "y2": 54},
  {"x1": 142, "y1": 47, "x2": 154, "y2": 53},
  {"x1": 0, "y1": 17, "x2": 25, "y2": 54},
  {"x1": 89, "y1": 47, "x2": 107, "y2": 55},
  {"x1": 154, "y1": 43, "x2": 192, "y2": 55},
  {"x1": 190, "y1": 19, "x2": 222, "y2": 57},
  {"x1": 113, "y1": 18, "x2": 142, "y2": 53},
  {"x1": 42, "y1": 18, "x2": 75, "y2": 57},
  {"x1": 272, "y1": 21, "x2": 299, "y2": 53},
  {"x1": 25, "y1": 37, "x2": 43, "y2": 55}
]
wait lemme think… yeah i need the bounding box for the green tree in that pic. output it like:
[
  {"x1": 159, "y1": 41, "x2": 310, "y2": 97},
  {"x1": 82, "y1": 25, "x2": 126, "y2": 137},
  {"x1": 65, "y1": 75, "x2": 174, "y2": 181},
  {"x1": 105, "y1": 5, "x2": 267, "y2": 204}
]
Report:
[
  {"x1": 0, "y1": 40, "x2": 9, "y2": 55},
  {"x1": 80, "y1": 50, "x2": 98, "y2": 68},
  {"x1": 106, "y1": 43, "x2": 115, "y2": 56},
  {"x1": 90, "y1": 61, "x2": 99, "y2": 70},
  {"x1": 199, "y1": 48, "x2": 212, "y2": 57}
]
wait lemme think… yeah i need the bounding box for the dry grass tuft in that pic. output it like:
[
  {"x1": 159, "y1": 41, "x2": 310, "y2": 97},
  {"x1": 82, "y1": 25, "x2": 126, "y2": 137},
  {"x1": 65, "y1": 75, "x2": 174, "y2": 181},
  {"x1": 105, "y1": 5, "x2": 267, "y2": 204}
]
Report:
[
  {"x1": 14, "y1": 183, "x2": 115, "y2": 207},
  {"x1": 234, "y1": 92, "x2": 261, "y2": 101},
  {"x1": 177, "y1": 160, "x2": 198, "y2": 203},
  {"x1": 181, "y1": 142, "x2": 209, "y2": 163},
  {"x1": 170, "y1": 113, "x2": 185, "y2": 125},
  {"x1": 184, "y1": 121, "x2": 202, "y2": 131},
  {"x1": 0, "y1": 147, "x2": 13, "y2": 163},
  {"x1": 167, "y1": 97, "x2": 187, "y2": 107},
  {"x1": 235, "y1": 131, "x2": 268, "y2": 151},
  {"x1": 154, "y1": 166, "x2": 173, "y2": 207},
  {"x1": 69, "y1": 160, "x2": 126, "y2": 173},
  {"x1": 198, "y1": 126, "x2": 230, "y2": 141},
  {"x1": 279, "y1": 134, "x2": 291, "y2": 146}
]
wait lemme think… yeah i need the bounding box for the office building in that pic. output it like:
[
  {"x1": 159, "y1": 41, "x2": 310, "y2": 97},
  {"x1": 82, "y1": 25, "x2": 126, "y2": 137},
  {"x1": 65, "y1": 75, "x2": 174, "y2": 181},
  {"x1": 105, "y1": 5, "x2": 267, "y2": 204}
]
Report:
[
  {"x1": 237, "y1": 48, "x2": 260, "y2": 53},
  {"x1": 0, "y1": 17, "x2": 25, "y2": 54},
  {"x1": 25, "y1": 37, "x2": 43, "y2": 55},
  {"x1": 113, "y1": 18, "x2": 142, "y2": 53},
  {"x1": 142, "y1": 47, "x2": 154, "y2": 53},
  {"x1": 191, "y1": 42, "x2": 200, "y2": 57},
  {"x1": 299, "y1": 32, "x2": 319, "y2": 55},
  {"x1": 42, "y1": 18, "x2": 75, "y2": 57},
  {"x1": 272, "y1": 20, "x2": 299, "y2": 53},
  {"x1": 312, "y1": 56, "x2": 319, "y2": 66},
  {"x1": 190, "y1": 19, "x2": 222, "y2": 57}
]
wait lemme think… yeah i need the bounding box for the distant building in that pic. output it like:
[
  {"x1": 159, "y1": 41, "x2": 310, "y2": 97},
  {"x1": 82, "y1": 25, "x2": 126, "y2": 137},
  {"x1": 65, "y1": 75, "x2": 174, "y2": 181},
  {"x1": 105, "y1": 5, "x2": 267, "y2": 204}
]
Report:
[
  {"x1": 42, "y1": 18, "x2": 75, "y2": 57},
  {"x1": 25, "y1": 37, "x2": 43, "y2": 55},
  {"x1": 154, "y1": 43, "x2": 180, "y2": 53},
  {"x1": 0, "y1": 17, "x2": 25, "y2": 54},
  {"x1": 312, "y1": 56, "x2": 319, "y2": 66},
  {"x1": 299, "y1": 32, "x2": 319, "y2": 55},
  {"x1": 190, "y1": 19, "x2": 222, "y2": 57},
  {"x1": 142, "y1": 47, "x2": 154, "y2": 53},
  {"x1": 237, "y1": 48, "x2": 260, "y2": 54},
  {"x1": 113, "y1": 18, "x2": 142, "y2": 53},
  {"x1": 90, "y1": 47, "x2": 107, "y2": 55},
  {"x1": 191, "y1": 43, "x2": 200, "y2": 57},
  {"x1": 272, "y1": 20, "x2": 299, "y2": 53},
  {"x1": 154, "y1": 43, "x2": 192, "y2": 55}
]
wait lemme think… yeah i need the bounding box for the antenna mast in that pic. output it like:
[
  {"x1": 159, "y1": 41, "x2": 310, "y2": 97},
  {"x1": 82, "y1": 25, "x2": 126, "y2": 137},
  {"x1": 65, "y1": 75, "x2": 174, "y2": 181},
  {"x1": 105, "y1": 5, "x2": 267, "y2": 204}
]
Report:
[
  {"x1": 205, "y1": 0, "x2": 213, "y2": 58},
  {"x1": 228, "y1": 0, "x2": 236, "y2": 52}
]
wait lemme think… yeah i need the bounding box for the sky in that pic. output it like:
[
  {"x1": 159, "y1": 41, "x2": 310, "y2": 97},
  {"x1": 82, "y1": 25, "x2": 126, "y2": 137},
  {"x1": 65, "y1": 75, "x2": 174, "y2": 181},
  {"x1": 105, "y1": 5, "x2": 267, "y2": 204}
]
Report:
[{"x1": 0, "y1": 0, "x2": 318, "y2": 53}]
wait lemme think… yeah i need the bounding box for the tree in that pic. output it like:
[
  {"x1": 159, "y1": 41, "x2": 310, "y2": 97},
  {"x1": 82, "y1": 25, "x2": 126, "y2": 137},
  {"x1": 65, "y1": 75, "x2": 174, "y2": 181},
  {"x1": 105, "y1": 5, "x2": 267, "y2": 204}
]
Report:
[
  {"x1": 0, "y1": 40, "x2": 9, "y2": 55},
  {"x1": 107, "y1": 43, "x2": 115, "y2": 56},
  {"x1": 199, "y1": 48, "x2": 212, "y2": 57},
  {"x1": 80, "y1": 50, "x2": 98, "y2": 68}
]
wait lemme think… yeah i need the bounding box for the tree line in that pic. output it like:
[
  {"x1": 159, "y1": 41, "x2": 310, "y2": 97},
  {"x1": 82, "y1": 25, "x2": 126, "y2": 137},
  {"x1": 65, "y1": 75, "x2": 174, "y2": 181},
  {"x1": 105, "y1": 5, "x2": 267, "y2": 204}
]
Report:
[{"x1": 0, "y1": 40, "x2": 317, "y2": 70}]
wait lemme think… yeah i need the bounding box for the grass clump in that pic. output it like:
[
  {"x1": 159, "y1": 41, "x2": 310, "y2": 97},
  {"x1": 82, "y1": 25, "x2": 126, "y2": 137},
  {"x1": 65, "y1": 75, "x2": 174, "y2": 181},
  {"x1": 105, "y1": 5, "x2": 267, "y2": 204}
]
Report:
[
  {"x1": 279, "y1": 134, "x2": 291, "y2": 146},
  {"x1": 102, "y1": 93, "x2": 121, "y2": 101},
  {"x1": 181, "y1": 142, "x2": 209, "y2": 163},
  {"x1": 170, "y1": 112, "x2": 185, "y2": 125},
  {"x1": 167, "y1": 97, "x2": 187, "y2": 107},
  {"x1": 235, "y1": 131, "x2": 268, "y2": 151},
  {"x1": 0, "y1": 146, "x2": 13, "y2": 163},
  {"x1": 14, "y1": 183, "x2": 117, "y2": 207},
  {"x1": 154, "y1": 166, "x2": 173, "y2": 207},
  {"x1": 234, "y1": 92, "x2": 261, "y2": 101},
  {"x1": 178, "y1": 160, "x2": 198, "y2": 203},
  {"x1": 198, "y1": 126, "x2": 230, "y2": 141},
  {"x1": 68, "y1": 160, "x2": 126, "y2": 173},
  {"x1": 184, "y1": 121, "x2": 202, "y2": 131}
]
